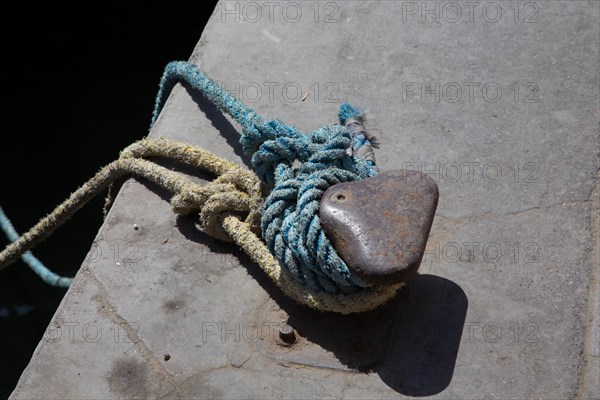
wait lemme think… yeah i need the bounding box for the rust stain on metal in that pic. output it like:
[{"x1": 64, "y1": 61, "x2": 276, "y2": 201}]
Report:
[{"x1": 319, "y1": 170, "x2": 439, "y2": 285}]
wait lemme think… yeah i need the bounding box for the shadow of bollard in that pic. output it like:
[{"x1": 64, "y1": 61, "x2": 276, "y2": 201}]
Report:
[
  {"x1": 247, "y1": 268, "x2": 466, "y2": 396},
  {"x1": 376, "y1": 274, "x2": 468, "y2": 396}
]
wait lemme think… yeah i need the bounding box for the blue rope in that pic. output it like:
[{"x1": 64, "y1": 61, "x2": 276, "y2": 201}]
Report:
[
  {"x1": 0, "y1": 207, "x2": 72, "y2": 288},
  {"x1": 153, "y1": 61, "x2": 379, "y2": 294}
]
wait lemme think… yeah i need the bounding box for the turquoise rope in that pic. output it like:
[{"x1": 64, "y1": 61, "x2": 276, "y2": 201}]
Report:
[
  {"x1": 0, "y1": 207, "x2": 72, "y2": 288},
  {"x1": 153, "y1": 61, "x2": 378, "y2": 294}
]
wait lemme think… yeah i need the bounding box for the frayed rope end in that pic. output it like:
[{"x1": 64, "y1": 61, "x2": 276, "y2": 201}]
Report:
[{"x1": 338, "y1": 103, "x2": 365, "y2": 125}]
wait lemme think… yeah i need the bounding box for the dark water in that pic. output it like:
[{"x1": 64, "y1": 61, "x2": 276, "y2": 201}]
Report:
[{"x1": 0, "y1": 3, "x2": 217, "y2": 396}]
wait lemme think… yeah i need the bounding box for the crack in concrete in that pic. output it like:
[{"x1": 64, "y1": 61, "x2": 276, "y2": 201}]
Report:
[
  {"x1": 158, "y1": 365, "x2": 231, "y2": 400},
  {"x1": 575, "y1": 169, "x2": 600, "y2": 400},
  {"x1": 436, "y1": 197, "x2": 593, "y2": 224},
  {"x1": 84, "y1": 268, "x2": 185, "y2": 399}
]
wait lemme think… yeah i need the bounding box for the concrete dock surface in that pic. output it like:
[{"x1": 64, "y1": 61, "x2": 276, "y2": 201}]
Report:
[{"x1": 10, "y1": 1, "x2": 599, "y2": 398}]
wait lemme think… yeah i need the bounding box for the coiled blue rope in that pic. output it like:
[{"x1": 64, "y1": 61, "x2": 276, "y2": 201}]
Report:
[{"x1": 153, "y1": 61, "x2": 378, "y2": 294}]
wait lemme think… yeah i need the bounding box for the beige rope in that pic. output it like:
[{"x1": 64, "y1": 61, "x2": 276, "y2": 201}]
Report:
[{"x1": 0, "y1": 137, "x2": 401, "y2": 313}]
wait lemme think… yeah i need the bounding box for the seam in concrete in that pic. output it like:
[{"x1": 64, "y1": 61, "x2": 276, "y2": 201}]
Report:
[
  {"x1": 157, "y1": 367, "x2": 223, "y2": 400},
  {"x1": 83, "y1": 267, "x2": 185, "y2": 399},
  {"x1": 576, "y1": 167, "x2": 600, "y2": 400},
  {"x1": 436, "y1": 198, "x2": 593, "y2": 224}
]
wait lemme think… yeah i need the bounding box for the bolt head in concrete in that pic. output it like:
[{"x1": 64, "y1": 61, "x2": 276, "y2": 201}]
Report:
[{"x1": 278, "y1": 325, "x2": 296, "y2": 344}]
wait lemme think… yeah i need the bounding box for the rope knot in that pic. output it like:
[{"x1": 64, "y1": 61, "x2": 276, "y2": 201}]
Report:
[
  {"x1": 119, "y1": 137, "x2": 264, "y2": 243},
  {"x1": 171, "y1": 169, "x2": 263, "y2": 242}
]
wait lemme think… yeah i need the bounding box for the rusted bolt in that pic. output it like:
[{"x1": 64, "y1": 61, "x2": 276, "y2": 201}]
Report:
[{"x1": 279, "y1": 325, "x2": 296, "y2": 344}]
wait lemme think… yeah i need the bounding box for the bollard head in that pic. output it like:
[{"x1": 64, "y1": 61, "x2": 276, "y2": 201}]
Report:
[{"x1": 320, "y1": 170, "x2": 438, "y2": 285}]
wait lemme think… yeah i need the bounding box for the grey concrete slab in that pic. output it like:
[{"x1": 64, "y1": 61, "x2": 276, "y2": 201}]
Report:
[{"x1": 10, "y1": 1, "x2": 599, "y2": 399}]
